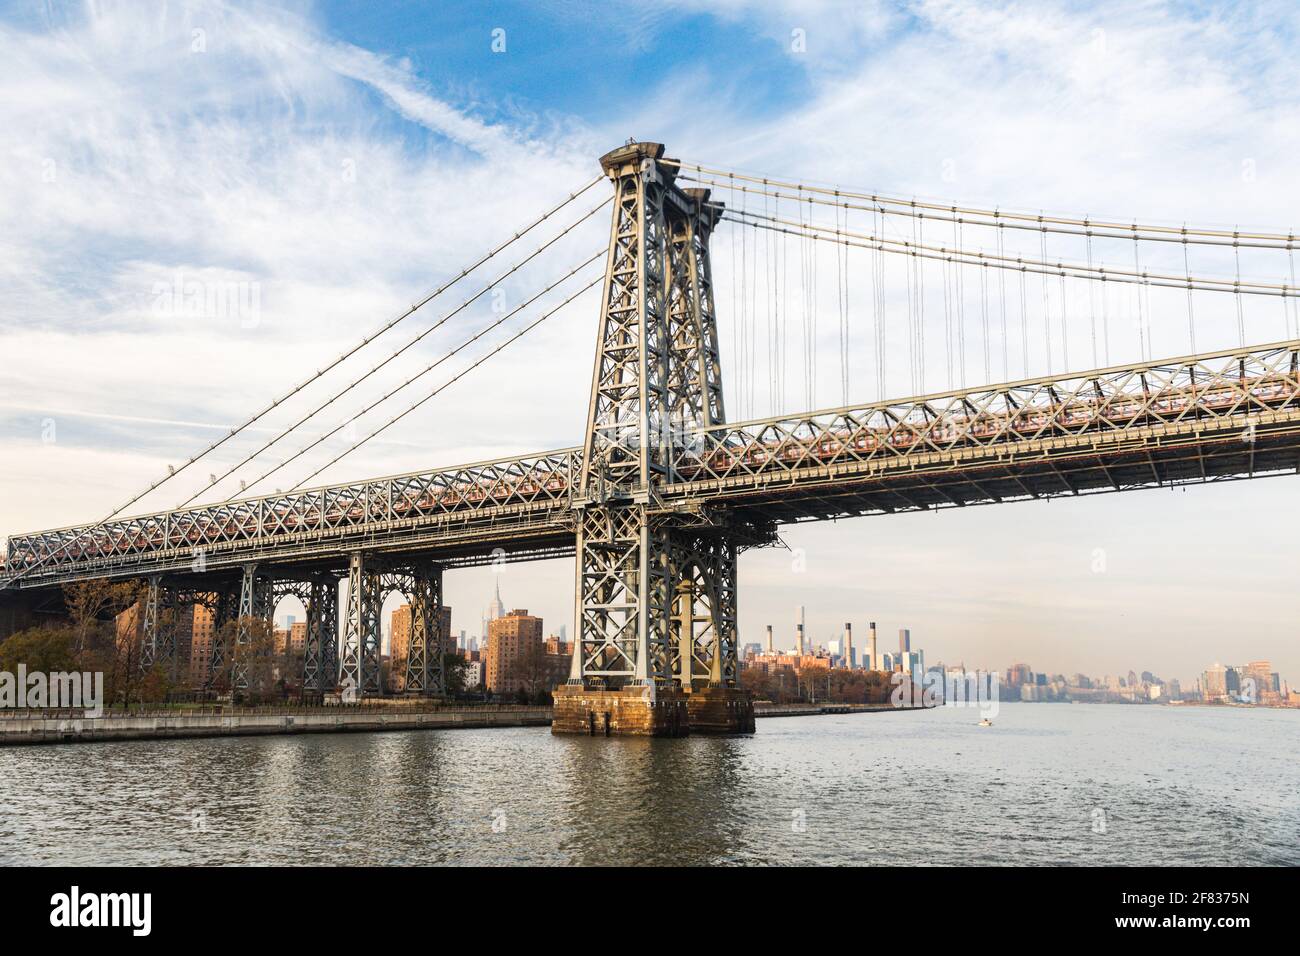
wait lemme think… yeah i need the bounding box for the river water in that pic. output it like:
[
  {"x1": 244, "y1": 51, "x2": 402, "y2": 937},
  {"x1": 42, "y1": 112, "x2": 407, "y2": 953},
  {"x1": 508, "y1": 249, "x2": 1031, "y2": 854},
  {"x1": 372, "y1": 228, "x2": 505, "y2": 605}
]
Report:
[{"x1": 0, "y1": 703, "x2": 1295, "y2": 866}]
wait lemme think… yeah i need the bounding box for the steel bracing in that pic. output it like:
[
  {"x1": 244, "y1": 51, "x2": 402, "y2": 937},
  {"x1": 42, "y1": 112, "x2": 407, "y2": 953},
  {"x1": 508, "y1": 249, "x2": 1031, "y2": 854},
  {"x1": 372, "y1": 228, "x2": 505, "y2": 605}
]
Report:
[
  {"x1": 302, "y1": 574, "x2": 340, "y2": 695},
  {"x1": 7, "y1": 140, "x2": 1300, "y2": 700}
]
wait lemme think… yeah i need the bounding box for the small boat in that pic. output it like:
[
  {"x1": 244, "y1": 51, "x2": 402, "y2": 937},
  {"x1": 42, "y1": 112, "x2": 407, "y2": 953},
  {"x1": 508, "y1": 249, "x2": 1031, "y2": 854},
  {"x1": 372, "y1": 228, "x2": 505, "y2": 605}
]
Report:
[{"x1": 978, "y1": 718, "x2": 993, "y2": 727}]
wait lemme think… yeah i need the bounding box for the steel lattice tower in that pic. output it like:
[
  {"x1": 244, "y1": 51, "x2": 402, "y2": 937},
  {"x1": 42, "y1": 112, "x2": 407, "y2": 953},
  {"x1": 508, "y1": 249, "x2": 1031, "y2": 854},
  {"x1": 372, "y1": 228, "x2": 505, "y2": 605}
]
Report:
[{"x1": 564, "y1": 142, "x2": 747, "y2": 730}]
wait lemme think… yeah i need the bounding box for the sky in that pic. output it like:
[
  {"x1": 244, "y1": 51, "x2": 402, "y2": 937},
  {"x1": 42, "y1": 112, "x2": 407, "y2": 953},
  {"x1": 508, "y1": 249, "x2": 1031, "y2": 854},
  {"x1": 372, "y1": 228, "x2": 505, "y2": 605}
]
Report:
[{"x1": 1, "y1": 0, "x2": 1299, "y2": 684}]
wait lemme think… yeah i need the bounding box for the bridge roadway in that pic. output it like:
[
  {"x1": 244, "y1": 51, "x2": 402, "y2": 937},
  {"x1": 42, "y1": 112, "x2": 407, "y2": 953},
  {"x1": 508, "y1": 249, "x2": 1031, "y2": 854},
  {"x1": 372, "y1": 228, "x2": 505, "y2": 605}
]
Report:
[{"x1": 4, "y1": 338, "x2": 1299, "y2": 595}]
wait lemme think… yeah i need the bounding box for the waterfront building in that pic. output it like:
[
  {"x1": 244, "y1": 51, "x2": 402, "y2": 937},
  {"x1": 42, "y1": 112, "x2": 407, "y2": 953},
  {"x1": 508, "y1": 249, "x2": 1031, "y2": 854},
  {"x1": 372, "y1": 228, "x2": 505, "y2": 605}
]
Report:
[{"x1": 486, "y1": 608, "x2": 544, "y2": 696}]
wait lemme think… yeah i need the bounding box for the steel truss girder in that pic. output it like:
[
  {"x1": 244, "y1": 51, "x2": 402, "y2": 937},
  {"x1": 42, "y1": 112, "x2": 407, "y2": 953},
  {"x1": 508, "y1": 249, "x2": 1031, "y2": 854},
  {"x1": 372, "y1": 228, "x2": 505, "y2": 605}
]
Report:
[{"x1": 668, "y1": 341, "x2": 1300, "y2": 491}]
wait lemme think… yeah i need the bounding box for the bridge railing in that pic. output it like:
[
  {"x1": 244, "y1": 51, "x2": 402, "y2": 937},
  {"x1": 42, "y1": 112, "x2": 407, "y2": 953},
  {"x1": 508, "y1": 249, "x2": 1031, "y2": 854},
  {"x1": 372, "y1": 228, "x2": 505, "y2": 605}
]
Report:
[
  {"x1": 3, "y1": 447, "x2": 581, "y2": 581},
  {"x1": 668, "y1": 340, "x2": 1300, "y2": 484}
]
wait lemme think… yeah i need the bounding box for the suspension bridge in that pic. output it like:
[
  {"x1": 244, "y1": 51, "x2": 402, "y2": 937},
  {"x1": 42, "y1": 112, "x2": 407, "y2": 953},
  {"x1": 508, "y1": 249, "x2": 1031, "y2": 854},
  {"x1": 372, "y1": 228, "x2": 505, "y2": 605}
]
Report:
[{"x1": 3, "y1": 140, "x2": 1298, "y2": 735}]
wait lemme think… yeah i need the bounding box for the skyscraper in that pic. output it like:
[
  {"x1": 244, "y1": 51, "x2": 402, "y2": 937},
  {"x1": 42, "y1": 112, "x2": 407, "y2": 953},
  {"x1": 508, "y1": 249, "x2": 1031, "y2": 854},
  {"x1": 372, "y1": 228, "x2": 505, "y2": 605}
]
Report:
[{"x1": 899, "y1": 628, "x2": 911, "y2": 657}]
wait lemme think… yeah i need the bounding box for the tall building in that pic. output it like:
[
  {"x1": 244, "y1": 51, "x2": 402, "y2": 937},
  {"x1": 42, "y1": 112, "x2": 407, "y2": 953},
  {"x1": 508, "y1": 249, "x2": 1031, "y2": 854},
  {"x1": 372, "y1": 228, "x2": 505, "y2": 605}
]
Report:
[
  {"x1": 899, "y1": 628, "x2": 911, "y2": 657},
  {"x1": 488, "y1": 580, "x2": 505, "y2": 622},
  {"x1": 389, "y1": 602, "x2": 453, "y2": 692},
  {"x1": 188, "y1": 602, "x2": 216, "y2": 686},
  {"x1": 486, "y1": 608, "x2": 544, "y2": 696}
]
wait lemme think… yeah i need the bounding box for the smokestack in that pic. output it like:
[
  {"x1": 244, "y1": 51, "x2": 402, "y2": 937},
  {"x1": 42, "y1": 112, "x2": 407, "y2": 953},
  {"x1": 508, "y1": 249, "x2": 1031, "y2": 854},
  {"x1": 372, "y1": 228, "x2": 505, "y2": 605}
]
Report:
[
  {"x1": 765, "y1": 624, "x2": 773, "y2": 653},
  {"x1": 796, "y1": 606, "x2": 805, "y2": 656},
  {"x1": 845, "y1": 622, "x2": 853, "y2": 668},
  {"x1": 869, "y1": 621, "x2": 878, "y2": 671}
]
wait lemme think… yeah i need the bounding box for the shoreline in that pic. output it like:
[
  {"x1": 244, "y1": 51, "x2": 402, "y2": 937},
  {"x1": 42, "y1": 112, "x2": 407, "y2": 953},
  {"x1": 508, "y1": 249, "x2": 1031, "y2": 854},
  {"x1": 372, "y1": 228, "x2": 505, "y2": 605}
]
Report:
[{"x1": 0, "y1": 701, "x2": 911, "y2": 746}]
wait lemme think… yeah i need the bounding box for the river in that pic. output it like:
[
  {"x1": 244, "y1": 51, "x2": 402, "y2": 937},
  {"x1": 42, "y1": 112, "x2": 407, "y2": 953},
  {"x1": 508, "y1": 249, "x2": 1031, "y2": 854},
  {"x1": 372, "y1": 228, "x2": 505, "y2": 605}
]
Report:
[{"x1": 1, "y1": 703, "x2": 1295, "y2": 865}]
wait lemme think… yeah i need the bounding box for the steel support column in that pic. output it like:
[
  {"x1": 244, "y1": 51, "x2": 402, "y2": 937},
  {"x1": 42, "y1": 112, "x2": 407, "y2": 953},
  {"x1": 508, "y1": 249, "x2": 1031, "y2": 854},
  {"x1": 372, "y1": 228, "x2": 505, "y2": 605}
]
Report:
[
  {"x1": 230, "y1": 562, "x2": 271, "y2": 692},
  {"x1": 340, "y1": 552, "x2": 382, "y2": 698},
  {"x1": 403, "y1": 563, "x2": 444, "y2": 697},
  {"x1": 668, "y1": 532, "x2": 738, "y2": 690},
  {"x1": 303, "y1": 575, "x2": 339, "y2": 695}
]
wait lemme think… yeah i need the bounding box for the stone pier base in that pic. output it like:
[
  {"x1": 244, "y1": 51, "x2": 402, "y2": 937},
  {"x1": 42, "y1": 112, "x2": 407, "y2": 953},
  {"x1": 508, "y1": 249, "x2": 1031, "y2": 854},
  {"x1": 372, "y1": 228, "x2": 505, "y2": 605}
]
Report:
[
  {"x1": 551, "y1": 683, "x2": 689, "y2": 737},
  {"x1": 686, "y1": 685, "x2": 756, "y2": 735}
]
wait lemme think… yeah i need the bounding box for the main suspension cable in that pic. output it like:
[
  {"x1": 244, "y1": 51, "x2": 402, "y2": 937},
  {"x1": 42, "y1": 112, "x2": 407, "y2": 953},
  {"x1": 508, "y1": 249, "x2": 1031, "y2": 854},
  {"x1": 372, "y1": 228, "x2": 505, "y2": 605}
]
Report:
[{"x1": 673, "y1": 162, "x2": 1300, "y2": 248}]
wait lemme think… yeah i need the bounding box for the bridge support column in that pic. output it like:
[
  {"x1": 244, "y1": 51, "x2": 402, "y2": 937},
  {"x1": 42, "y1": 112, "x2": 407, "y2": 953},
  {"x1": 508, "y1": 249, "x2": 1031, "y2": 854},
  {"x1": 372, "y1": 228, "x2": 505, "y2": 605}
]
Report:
[
  {"x1": 139, "y1": 574, "x2": 177, "y2": 676},
  {"x1": 206, "y1": 586, "x2": 237, "y2": 691},
  {"x1": 553, "y1": 139, "x2": 753, "y2": 736},
  {"x1": 340, "y1": 552, "x2": 382, "y2": 700},
  {"x1": 671, "y1": 532, "x2": 754, "y2": 734},
  {"x1": 230, "y1": 562, "x2": 271, "y2": 695},
  {"x1": 302, "y1": 575, "x2": 339, "y2": 698},
  {"x1": 403, "y1": 563, "x2": 444, "y2": 698}
]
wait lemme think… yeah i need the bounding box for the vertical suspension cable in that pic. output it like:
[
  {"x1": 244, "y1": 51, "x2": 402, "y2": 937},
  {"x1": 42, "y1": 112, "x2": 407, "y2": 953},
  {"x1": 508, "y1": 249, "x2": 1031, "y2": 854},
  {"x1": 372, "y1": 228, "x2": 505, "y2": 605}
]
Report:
[
  {"x1": 1085, "y1": 220, "x2": 1098, "y2": 368},
  {"x1": 810, "y1": 199, "x2": 818, "y2": 411},
  {"x1": 1040, "y1": 222, "x2": 1053, "y2": 373},
  {"x1": 1182, "y1": 228, "x2": 1196, "y2": 354},
  {"x1": 1058, "y1": 269, "x2": 1069, "y2": 372},
  {"x1": 1018, "y1": 264, "x2": 1029, "y2": 377},
  {"x1": 1288, "y1": 234, "x2": 1297, "y2": 340},
  {"x1": 875, "y1": 202, "x2": 886, "y2": 401},
  {"x1": 942, "y1": 255, "x2": 953, "y2": 389},
  {"x1": 759, "y1": 183, "x2": 769, "y2": 416},
  {"x1": 916, "y1": 214, "x2": 925, "y2": 392},
  {"x1": 980, "y1": 259, "x2": 991, "y2": 383},
  {"x1": 1233, "y1": 231, "x2": 1245, "y2": 346},
  {"x1": 1132, "y1": 230, "x2": 1146, "y2": 360},
  {"x1": 905, "y1": 207, "x2": 917, "y2": 394},
  {"x1": 997, "y1": 217, "x2": 1009, "y2": 381},
  {"x1": 956, "y1": 216, "x2": 967, "y2": 388},
  {"x1": 1101, "y1": 273, "x2": 1111, "y2": 365},
  {"x1": 730, "y1": 177, "x2": 740, "y2": 416},
  {"x1": 843, "y1": 199, "x2": 851, "y2": 404}
]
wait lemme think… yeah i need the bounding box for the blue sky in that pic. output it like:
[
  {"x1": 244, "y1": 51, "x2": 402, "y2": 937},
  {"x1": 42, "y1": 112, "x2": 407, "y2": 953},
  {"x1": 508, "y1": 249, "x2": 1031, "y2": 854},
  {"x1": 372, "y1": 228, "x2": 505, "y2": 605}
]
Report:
[{"x1": 2, "y1": 0, "x2": 1299, "y2": 682}]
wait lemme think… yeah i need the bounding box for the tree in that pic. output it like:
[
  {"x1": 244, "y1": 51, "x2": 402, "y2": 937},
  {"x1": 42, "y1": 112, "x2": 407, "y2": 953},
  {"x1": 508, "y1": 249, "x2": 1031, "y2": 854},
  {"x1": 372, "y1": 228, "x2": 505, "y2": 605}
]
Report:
[
  {"x1": 0, "y1": 626, "x2": 76, "y2": 674},
  {"x1": 63, "y1": 578, "x2": 142, "y2": 660},
  {"x1": 443, "y1": 651, "x2": 467, "y2": 697}
]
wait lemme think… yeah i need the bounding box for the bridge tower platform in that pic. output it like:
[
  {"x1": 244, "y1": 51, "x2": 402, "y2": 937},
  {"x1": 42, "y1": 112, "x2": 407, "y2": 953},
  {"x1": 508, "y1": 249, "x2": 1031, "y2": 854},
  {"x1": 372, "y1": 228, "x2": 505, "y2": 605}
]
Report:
[{"x1": 552, "y1": 140, "x2": 755, "y2": 737}]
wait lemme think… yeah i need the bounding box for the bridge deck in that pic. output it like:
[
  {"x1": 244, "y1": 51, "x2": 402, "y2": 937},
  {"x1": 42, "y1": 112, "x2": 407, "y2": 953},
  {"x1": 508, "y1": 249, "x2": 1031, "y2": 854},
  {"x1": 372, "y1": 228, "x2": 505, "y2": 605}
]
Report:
[{"x1": 4, "y1": 340, "x2": 1298, "y2": 588}]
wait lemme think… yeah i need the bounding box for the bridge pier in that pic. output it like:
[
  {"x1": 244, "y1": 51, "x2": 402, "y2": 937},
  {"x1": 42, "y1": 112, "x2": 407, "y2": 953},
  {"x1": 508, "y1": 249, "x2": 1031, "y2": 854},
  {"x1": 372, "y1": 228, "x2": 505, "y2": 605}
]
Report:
[
  {"x1": 552, "y1": 141, "x2": 753, "y2": 737},
  {"x1": 552, "y1": 683, "x2": 688, "y2": 737}
]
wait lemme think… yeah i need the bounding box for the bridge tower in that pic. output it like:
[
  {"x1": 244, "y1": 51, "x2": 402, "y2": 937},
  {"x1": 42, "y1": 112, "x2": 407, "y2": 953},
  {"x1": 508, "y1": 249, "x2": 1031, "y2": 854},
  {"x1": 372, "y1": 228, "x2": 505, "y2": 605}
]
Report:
[{"x1": 552, "y1": 141, "x2": 754, "y2": 736}]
